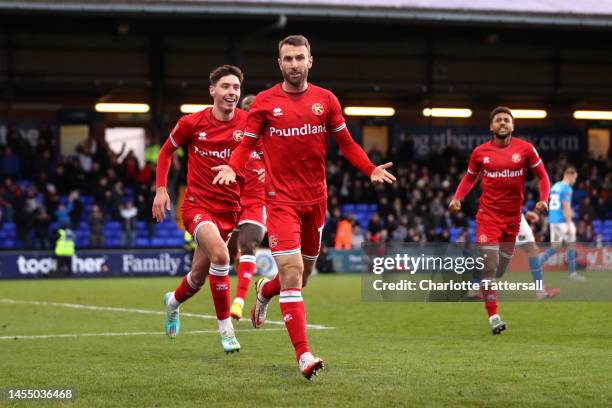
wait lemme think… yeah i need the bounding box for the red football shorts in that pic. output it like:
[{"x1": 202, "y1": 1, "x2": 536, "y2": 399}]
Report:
[
  {"x1": 266, "y1": 201, "x2": 326, "y2": 260},
  {"x1": 237, "y1": 205, "x2": 267, "y2": 231},
  {"x1": 182, "y1": 204, "x2": 239, "y2": 243},
  {"x1": 476, "y1": 211, "x2": 520, "y2": 256}
]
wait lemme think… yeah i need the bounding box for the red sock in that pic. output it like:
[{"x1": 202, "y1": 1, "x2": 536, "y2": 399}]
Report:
[
  {"x1": 235, "y1": 254, "x2": 256, "y2": 301},
  {"x1": 174, "y1": 271, "x2": 202, "y2": 303},
  {"x1": 209, "y1": 263, "x2": 231, "y2": 320},
  {"x1": 279, "y1": 288, "x2": 310, "y2": 361},
  {"x1": 482, "y1": 284, "x2": 499, "y2": 317},
  {"x1": 262, "y1": 274, "x2": 281, "y2": 299}
]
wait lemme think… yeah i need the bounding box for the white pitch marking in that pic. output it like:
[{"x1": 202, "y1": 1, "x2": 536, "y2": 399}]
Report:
[
  {"x1": 0, "y1": 299, "x2": 334, "y2": 330},
  {"x1": 0, "y1": 328, "x2": 288, "y2": 341}
]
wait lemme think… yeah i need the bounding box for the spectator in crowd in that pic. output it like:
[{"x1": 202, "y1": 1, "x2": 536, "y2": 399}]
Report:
[
  {"x1": 1, "y1": 121, "x2": 610, "y2": 250},
  {"x1": 121, "y1": 150, "x2": 140, "y2": 187},
  {"x1": 33, "y1": 206, "x2": 51, "y2": 249},
  {"x1": 324, "y1": 207, "x2": 342, "y2": 247},
  {"x1": 316, "y1": 246, "x2": 334, "y2": 274},
  {"x1": 335, "y1": 216, "x2": 353, "y2": 249},
  {"x1": 1, "y1": 147, "x2": 21, "y2": 179},
  {"x1": 0, "y1": 178, "x2": 17, "y2": 222},
  {"x1": 351, "y1": 224, "x2": 365, "y2": 249},
  {"x1": 89, "y1": 204, "x2": 106, "y2": 248},
  {"x1": 119, "y1": 199, "x2": 138, "y2": 248},
  {"x1": 15, "y1": 185, "x2": 39, "y2": 248},
  {"x1": 69, "y1": 191, "x2": 84, "y2": 229},
  {"x1": 576, "y1": 219, "x2": 594, "y2": 242}
]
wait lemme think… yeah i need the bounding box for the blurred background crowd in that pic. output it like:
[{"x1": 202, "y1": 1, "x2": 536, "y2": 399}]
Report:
[{"x1": 1, "y1": 124, "x2": 610, "y2": 250}]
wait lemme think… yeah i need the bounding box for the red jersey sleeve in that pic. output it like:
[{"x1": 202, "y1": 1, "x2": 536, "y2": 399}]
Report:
[
  {"x1": 326, "y1": 91, "x2": 346, "y2": 132},
  {"x1": 156, "y1": 116, "x2": 193, "y2": 188},
  {"x1": 243, "y1": 95, "x2": 267, "y2": 139},
  {"x1": 467, "y1": 148, "x2": 482, "y2": 175},
  {"x1": 526, "y1": 144, "x2": 550, "y2": 202},
  {"x1": 168, "y1": 115, "x2": 194, "y2": 148},
  {"x1": 326, "y1": 91, "x2": 376, "y2": 176},
  {"x1": 526, "y1": 144, "x2": 543, "y2": 169},
  {"x1": 229, "y1": 135, "x2": 259, "y2": 172}
]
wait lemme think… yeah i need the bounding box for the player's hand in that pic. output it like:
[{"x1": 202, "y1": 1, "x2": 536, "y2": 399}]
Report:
[
  {"x1": 212, "y1": 164, "x2": 237, "y2": 185},
  {"x1": 448, "y1": 198, "x2": 461, "y2": 213},
  {"x1": 370, "y1": 162, "x2": 396, "y2": 184},
  {"x1": 255, "y1": 168, "x2": 265, "y2": 183},
  {"x1": 535, "y1": 201, "x2": 548, "y2": 213},
  {"x1": 152, "y1": 187, "x2": 171, "y2": 223},
  {"x1": 525, "y1": 210, "x2": 540, "y2": 223}
]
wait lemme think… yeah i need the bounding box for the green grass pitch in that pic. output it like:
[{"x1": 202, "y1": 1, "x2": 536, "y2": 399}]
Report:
[{"x1": 1, "y1": 274, "x2": 611, "y2": 407}]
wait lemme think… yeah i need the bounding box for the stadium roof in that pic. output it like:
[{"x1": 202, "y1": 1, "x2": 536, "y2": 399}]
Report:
[{"x1": 2, "y1": 0, "x2": 612, "y2": 28}]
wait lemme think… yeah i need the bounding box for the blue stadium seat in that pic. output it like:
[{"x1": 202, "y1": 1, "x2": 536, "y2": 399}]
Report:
[
  {"x1": 356, "y1": 204, "x2": 369, "y2": 212},
  {"x1": 0, "y1": 239, "x2": 15, "y2": 248},
  {"x1": 104, "y1": 230, "x2": 121, "y2": 238},
  {"x1": 136, "y1": 238, "x2": 150, "y2": 247},
  {"x1": 151, "y1": 238, "x2": 165, "y2": 246},
  {"x1": 165, "y1": 238, "x2": 183, "y2": 247},
  {"x1": 342, "y1": 204, "x2": 355, "y2": 213},
  {"x1": 156, "y1": 229, "x2": 170, "y2": 237},
  {"x1": 106, "y1": 238, "x2": 120, "y2": 247},
  {"x1": 2, "y1": 222, "x2": 16, "y2": 232}
]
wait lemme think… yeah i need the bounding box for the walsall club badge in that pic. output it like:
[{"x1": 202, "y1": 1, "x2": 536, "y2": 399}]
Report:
[
  {"x1": 512, "y1": 153, "x2": 521, "y2": 163},
  {"x1": 312, "y1": 103, "x2": 324, "y2": 116},
  {"x1": 478, "y1": 234, "x2": 488, "y2": 243},
  {"x1": 233, "y1": 129, "x2": 244, "y2": 142},
  {"x1": 269, "y1": 235, "x2": 278, "y2": 248}
]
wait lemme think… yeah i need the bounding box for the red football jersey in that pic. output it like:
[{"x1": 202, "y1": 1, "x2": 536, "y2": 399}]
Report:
[
  {"x1": 243, "y1": 83, "x2": 346, "y2": 206},
  {"x1": 169, "y1": 107, "x2": 247, "y2": 211},
  {"x1": 241, "y1": 149, "x2": 265, "y2": 208},
  {"x1": 467, "y1": 137, "x2": 542, "y2": 220}
]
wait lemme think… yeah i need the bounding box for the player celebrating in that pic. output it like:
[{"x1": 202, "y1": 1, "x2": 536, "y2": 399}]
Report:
[
  {"x1": 449, "y1": 106, "x2": 550, "y2": 334},
  {"x1": 213, "y1": 35, "x2": 396, "y2": 379},
  {"x1": 228, "y1": 94, "x2": 267, "y2": 320},
  {"x1": 152, "y1": 65, "x2": 246, "y2": 354},
  {"x1": 539, "y1": 167, "x2": 585, "y2": 281}
]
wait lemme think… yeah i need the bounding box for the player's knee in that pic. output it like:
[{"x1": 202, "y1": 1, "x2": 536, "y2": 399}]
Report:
[
  {"x1": 281, "y1": 262, "x2": 303, "y2": 284},
  {"x1": 209, "y1": 249, "x2": 230, "y2": 266}
]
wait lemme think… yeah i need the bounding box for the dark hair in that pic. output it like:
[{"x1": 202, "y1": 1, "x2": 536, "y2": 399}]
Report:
[
  {"x1": 564, "y1": 166, "x2": 577, "y2": 176},
  {"x1": 489, "y1": 106, "x2": 514, "y2": 123},
  {"x1": 278, "y1": 35, "x2": 311, "y2": 55},
  {"x1": 209, "y1": 65, "x2": 244, "y2": 86}
]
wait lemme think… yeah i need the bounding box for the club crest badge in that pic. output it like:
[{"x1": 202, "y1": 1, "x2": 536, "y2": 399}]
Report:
[
  {"x1": 233, "y1": 130, "x2": 244, "y2": 142},
  {"x1": 312, "y1": 103, "x2": 324, "y2": 116}
]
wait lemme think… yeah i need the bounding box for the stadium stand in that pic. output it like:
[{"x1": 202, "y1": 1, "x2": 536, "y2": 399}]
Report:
[{"x1": 2, "y1": 123, "x2": 608, "y2": 250}]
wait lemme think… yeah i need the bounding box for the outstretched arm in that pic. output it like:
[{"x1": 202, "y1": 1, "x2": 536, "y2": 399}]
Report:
[
  {"x1": 449, "y1": 170, "x2": 479, "y2": 212},
  {"x1": 212, "y1": 135, "x2": 259, "y2": 185},
  {"x1": 152, "y1": 139, "x2": 176, "y2": 222},
  {"x1": 333, "y1": 126, "x2": 395, "y2": 184},
  {"x1": 531, "y1": 161, "x2": 550, "y2": 212}
]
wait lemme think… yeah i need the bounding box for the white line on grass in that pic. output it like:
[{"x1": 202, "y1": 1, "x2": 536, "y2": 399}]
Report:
[
  {"x1": 0, "y1": 298, "x2": 335, "y2": 330},
  {"x1": 0, "y1": 328, "x2": 287, "y2": 341}
]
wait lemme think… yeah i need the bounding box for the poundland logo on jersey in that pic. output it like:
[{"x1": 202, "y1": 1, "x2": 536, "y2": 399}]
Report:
[
  {"x1": 193, "y1": 146, "x2": 231, "y2": 159},
  {"x1": 269, "y1": 123, "x2": 326, "y2": 137},
  {"x1": 483, "y1": 168, "x2": 524, "y2": 178}
]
